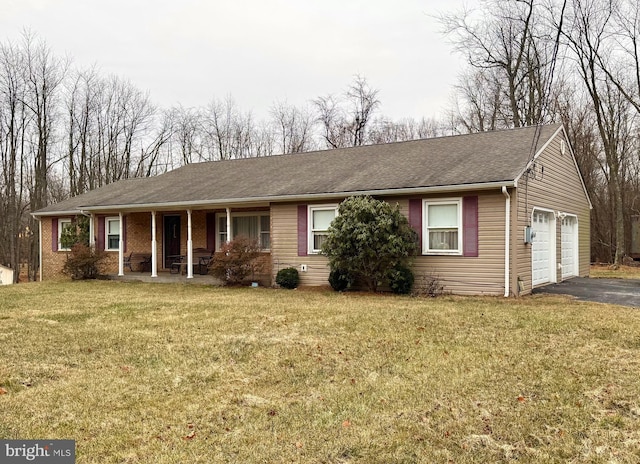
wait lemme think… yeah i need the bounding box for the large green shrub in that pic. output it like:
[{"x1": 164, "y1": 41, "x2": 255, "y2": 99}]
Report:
[
  {"x1": 276, "y1": 267, "x2": 300, "y2": 289},
  {"x1": 321, "y1": 195, "x2": 418, "y2": 292}
]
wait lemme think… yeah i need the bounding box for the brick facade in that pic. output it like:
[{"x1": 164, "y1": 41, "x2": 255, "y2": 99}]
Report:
[{"x1": 40, "y1": 210, "x2": 272, "y2": 281}]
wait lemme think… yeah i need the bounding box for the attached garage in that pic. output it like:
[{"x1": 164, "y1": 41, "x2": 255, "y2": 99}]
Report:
[
  {"x1": 561, "y1": 215, "x2": 579, "y2": 279},
  {"x1": 531, "y1": 209, "x2": 556, "y2": 287}
]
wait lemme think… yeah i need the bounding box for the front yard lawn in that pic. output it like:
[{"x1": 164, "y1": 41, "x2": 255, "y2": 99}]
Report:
[{"x1": 1, "y1": 281, "x2": 639, "y2": 463}]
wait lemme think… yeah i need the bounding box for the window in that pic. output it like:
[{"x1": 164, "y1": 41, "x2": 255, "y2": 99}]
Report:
[
  {"x1": 58, "y1": 218, "x2": 73, "y2": 251},
  {"x1": 105, "y1": 217, "x2": 120, "y2": 251},
  {"x1": 216, "y1": 213, "x2": 270, "y2": 250},
  {"x1": 308, "y1": 205, "x2": 337, "y2": 254},
  {"x1": 424, "y1": 199, "x2": 462, "y2": 254}
]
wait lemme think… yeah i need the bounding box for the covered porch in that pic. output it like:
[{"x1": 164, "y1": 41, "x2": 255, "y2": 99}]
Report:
[{"x1": 87, "y1": 204, "x2": 272, "y2": 282}]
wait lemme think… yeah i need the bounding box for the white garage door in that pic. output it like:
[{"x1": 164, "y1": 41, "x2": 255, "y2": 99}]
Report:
[
  {"x1": 532, "y1": 210, "x2": 555, "y2": 287},
  {"x1": 561, "y1": 216, "x2": 578, "y2": 279}
]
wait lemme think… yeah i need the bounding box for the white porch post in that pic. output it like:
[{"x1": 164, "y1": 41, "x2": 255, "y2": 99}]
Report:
[
  {"x1": 186, "y1": 209, "x2": 193, "y2": 279},
  {"x1": 38, "y1": 219, "x2": 43, "y2": 282},
  {"x1": 151, "y1": 211, "x2": 158, "y2": 277},
  {"x1": 118, "y1": 212, "x2": 124, "y2": 276},
  {"x1": 226, "y1": 207, "x2": 232, "y2": 243},
  {"x1": 89, "y1": 214, "x2": 95, "y2": 249}
]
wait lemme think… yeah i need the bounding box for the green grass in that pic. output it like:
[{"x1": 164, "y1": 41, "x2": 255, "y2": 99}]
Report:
[{"x1": 1, "y1": 280, "x2": 640, "y2": 463}]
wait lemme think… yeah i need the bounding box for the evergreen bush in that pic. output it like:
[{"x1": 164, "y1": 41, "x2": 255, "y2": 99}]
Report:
[
  {"x1": 322, "y1": 195, "x2": 418, "y2": 292},
  {"x1": 276, "y1": 267, "x2": 300, "y2": 289}
]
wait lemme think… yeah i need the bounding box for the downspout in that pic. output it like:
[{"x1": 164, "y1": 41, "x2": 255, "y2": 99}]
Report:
[{"x1": 502, "y1": 186, "x2": 511, "y2": 297}]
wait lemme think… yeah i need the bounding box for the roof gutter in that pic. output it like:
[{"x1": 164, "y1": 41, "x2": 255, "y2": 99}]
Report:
[{"x1": 32, "y1": 181, "x2": 516, "y2": 216}]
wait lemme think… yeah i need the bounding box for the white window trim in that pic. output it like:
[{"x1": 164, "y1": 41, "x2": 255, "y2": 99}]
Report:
[
  {"x1": 423, "y1": 198, "x2": 463, "y2": 255},
  {"x1": 105, "y1": 216, "x2": 120, "y2": 252},
  {"x1": 57, "y1": 218, "x2": 73, "y2": 251},
  {"x1": 215, "y1": 212, "x2": 270, "y2": 251},
  {"x1": 308, "y1": 204, "x2": 338, "y2": 255}
]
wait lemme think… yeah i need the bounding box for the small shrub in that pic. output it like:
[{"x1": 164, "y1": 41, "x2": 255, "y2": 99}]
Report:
[
  {"x1": 209, "y1": 236, "x2": 264, "y2": 286},
  {"x1": 328, "y1": 268, "x2": 352, "y2": 292},
  {"x1": 62, "y1": 244, "x2": 107, "y2": 280},
  {"x1": 276, "y1": 267, "x2": 299, "y2": 289},
  {"x1": 412, "y1": 273, "x2": 444, "y2": 297},
  {"x1": 388, "y1": 265, "x2": 415, "y2": 295}
]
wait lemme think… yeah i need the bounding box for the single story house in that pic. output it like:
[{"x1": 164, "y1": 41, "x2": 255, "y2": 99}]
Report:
[{"x1": 33, "y1": 123, "x2": 591, "y2": 296}]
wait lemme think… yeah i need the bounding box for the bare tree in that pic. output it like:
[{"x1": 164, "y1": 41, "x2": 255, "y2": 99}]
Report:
[
  {"x1": 270, "y1": 100, "x2": 315, "y2": 153},
  {"x1": 368, "y1": 116, "x2": 443, "y2": 143},
  {"x1": 0, "y1": 39, "x2": 28, "y2": 281},
  {"x1": 562, "y1": 0, "x2": 631, "y2": 264},
  {"x1": 313, "y1": 75, "x2": 380, "y2": 148},
  {"x1": 441, "y1": 0, "x2": 558, "y2": 128}
]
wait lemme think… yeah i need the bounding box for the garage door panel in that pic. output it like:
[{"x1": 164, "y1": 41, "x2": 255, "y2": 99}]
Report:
[
  {"x1": 561, "y1": 217, "x2": 577, "y2": 279},
  {"x1": 532, "y1": 210, "x2": 554, "y2": 287}
]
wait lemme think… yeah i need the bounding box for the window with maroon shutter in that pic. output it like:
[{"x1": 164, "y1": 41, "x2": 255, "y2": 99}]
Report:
[
  {"x1": 421, "y1": 197, "x2": 479, "y2": 256},
  {"x1": 308, "y1": 206, "x2": 337, "y2": 254},
  {"x1": 423, "y1": 199, "x2": 462, "y2": 254}
]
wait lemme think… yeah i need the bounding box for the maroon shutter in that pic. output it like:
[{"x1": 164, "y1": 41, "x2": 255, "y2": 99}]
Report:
[
  {"x1": 97, "y1": 216, "x2": 105, "y2": 251},
  {"x1": 51, "y1": 217, "x2": 58, "y2": 252},
  {"x1": 408, "y1": 199, "x2": 422, "y2": 249},
  {"x1": 463, "y1": 196, "x2": 479, "y2": 257},
  {"x1": 206, "y1": 213, "x2": 216, "y2": 251},
  {"x1": 297, "y1": 205, "x2": 308, "y2": 256}
]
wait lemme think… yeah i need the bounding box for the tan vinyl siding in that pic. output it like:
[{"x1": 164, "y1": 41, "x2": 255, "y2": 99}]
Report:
[
  {"x1": 270, "y1": 202, "x2": 332, "y2": 286},
  {"x1": 515, "y1": 131, "x2": 591, "y2": 294},
  {"x1": 271, "y1": 192, "x2": 508, "y2": 295},
  {"x1": 408, "y1": 192, "x2": 507, "y2": 296}
]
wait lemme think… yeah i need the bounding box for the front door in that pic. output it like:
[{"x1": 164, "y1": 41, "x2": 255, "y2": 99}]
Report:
[{"x1": 164, "y1": 215, "x2": 181, "y2": 268}]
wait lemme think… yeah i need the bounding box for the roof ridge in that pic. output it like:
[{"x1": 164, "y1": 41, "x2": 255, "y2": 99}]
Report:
[{"x1": 171, "y1": 123, "x2": 562, "y2": 171}]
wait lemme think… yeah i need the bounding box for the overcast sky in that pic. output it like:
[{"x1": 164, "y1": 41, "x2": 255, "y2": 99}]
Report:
[{"x1": 2, "y1": 0, "x2": 467, "y2": 121}]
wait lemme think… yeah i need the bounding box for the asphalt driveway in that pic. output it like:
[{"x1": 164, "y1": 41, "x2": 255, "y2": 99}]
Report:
[{"x1": 533, "y1": 277, "x2": 640, "y2": 308}]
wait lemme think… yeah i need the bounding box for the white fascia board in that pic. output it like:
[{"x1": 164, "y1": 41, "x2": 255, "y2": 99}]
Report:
[{"x1": 513, "y1": 125, "x2": 563, "y2": 185}]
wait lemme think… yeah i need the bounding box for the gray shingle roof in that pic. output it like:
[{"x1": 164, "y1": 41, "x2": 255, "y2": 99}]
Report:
[{"x1": 35, "y1": 124, "x2": 561, "y2": 215}]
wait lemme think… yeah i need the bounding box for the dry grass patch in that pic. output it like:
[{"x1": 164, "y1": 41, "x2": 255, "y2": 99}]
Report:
[
  {"x1": 1, "y1": 281, "x2": 640, "y2": 463},
  {"x1": 591, "y1": 263, "x2": 640, "y2": 279}
]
